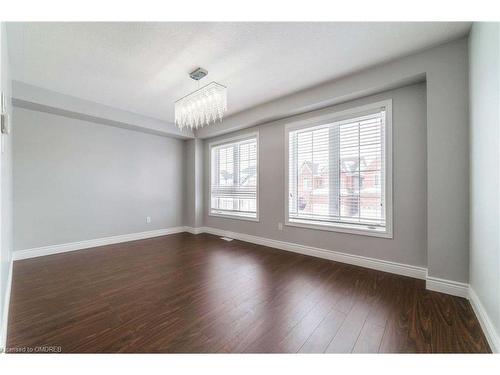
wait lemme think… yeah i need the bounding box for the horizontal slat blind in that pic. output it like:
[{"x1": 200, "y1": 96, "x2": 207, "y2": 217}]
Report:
[
  {"x1": 288, "y1": 109, "x2": 386, "y2": 229},
  {"x1": 211, "y1": 136, "x2": 258, "y2": 218}
]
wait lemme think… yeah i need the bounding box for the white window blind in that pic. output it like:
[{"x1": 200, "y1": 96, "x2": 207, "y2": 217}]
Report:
[
  {"x1": 210, "y1": 135, "x2": 258, "y2": 220},
  {"x1": 288, "y1": 107, "x2": 389, "y2": 233}
]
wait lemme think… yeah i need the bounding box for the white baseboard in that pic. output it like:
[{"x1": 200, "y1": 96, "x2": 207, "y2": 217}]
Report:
[
  {"x1": 1, "y1": 259, "x2": 13, "y2": 350},
  {"x1": 425, "y1": 276, "x2": 469, "y2": 299},
  {"x1": 191, "y1": 226, "x2": 427, "y2": 280},
  {"x1": 192, "y1": 226, "x2": 500, "y2": 351},
  {"x1": 469, "y1": 287, "x2": 499, "y2": 353},
  {"x1": 12, "y1": 226, "x2": 187, "y2": 261},
  {"x1": 187, "y1": 227, "x2": 476, "y2": 296},
  {"x1": 7, "y1": 225, "x2": 498, "y2": 352},
  {"x1": 184, "y1": 227, "x2": 203, "y2": 235}
]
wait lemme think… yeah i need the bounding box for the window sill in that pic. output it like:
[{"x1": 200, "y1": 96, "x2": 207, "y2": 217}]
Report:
[
  {"x1": 209, "y1": 211, "x2": 259, "y2": 222},
  {"x1": 285, "y1": 219, "x2": 392, "y2": 239}
]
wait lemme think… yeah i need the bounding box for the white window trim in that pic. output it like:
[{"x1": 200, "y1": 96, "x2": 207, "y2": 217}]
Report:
[
  {"x1": 284, "y1": 99, "x2": 393, "y2": 239},
  {"x1": 209, "y1": 131, "x2": 260, "y2": 222}
]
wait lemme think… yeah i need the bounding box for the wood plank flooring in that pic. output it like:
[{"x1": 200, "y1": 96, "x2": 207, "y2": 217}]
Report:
[{"x1": 6, "y1": 232, "x2": 491, "y2": 353}]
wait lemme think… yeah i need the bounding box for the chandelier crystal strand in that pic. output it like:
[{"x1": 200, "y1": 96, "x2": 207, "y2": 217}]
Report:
[{"x1": 175, "y1": 82, "x2": 227, "y2": 130}]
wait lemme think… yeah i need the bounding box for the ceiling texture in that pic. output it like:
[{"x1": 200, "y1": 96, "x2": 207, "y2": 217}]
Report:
[{"x1": 7, "y1": 22, "x2": 471, "y2": 124}]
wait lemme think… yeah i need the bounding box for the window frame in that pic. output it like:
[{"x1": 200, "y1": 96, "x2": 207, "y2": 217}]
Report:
[
  {"x1": 209, "y1": 131, "x2": 260, "y2": 222},
  {"x1": 284, "y1": 99, "x2": 393, "y2": 238}
]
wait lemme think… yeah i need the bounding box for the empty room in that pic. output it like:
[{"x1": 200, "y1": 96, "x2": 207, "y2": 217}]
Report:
[{"x1": 0, "y1": 4, "x2": 500, "y2": 367}]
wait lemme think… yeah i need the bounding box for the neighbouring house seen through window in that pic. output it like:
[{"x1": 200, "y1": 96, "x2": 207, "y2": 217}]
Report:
[{"x1": 287, "y1": 102, "x2": 391, "y2": 236}]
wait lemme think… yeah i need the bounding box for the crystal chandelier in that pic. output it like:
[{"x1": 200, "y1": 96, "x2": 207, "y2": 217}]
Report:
[{"x1": 175, "y1": 68, "x2": 227, "y2": 130}]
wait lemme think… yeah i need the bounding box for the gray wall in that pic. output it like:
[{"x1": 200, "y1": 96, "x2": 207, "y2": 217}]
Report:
[
  {"x1": 469, "y1": 22, "x2": 500, "y2": 349},
  {"x1": 204, "y1": 83, "x2": 428, "y2": 268},
  {"x1": 1, "y1": 22, "x2": 13, "y2": 343},
  {"x1": 13, "y1": 107, "x2": 185, "y2": 251},
  {"x1": 198, "y1": 38, "x2": 470, "y2": 284},
  {"x1": 183, "y1": 138, "x2": 203, "y2": 228},
  {"x1": 12, "y1": 81, "x2": 194, "y2": 139}
]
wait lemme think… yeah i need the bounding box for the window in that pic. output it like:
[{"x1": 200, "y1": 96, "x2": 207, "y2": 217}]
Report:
[
  {"x1": 286, "y1": 100, "x2": 392, "y2": 237},
  {"x1": 210, "y1": 133, "x2": 258, "y2": 220}
]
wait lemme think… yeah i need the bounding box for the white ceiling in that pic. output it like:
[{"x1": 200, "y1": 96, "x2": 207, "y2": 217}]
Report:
[{"x1": 7, "y1": 22, "x2": 471, "y2": 123}]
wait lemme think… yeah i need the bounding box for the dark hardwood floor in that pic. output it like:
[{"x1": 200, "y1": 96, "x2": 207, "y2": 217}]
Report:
[{"x1": 6, "y1": 232, "x2": 490, "y2": 353}]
